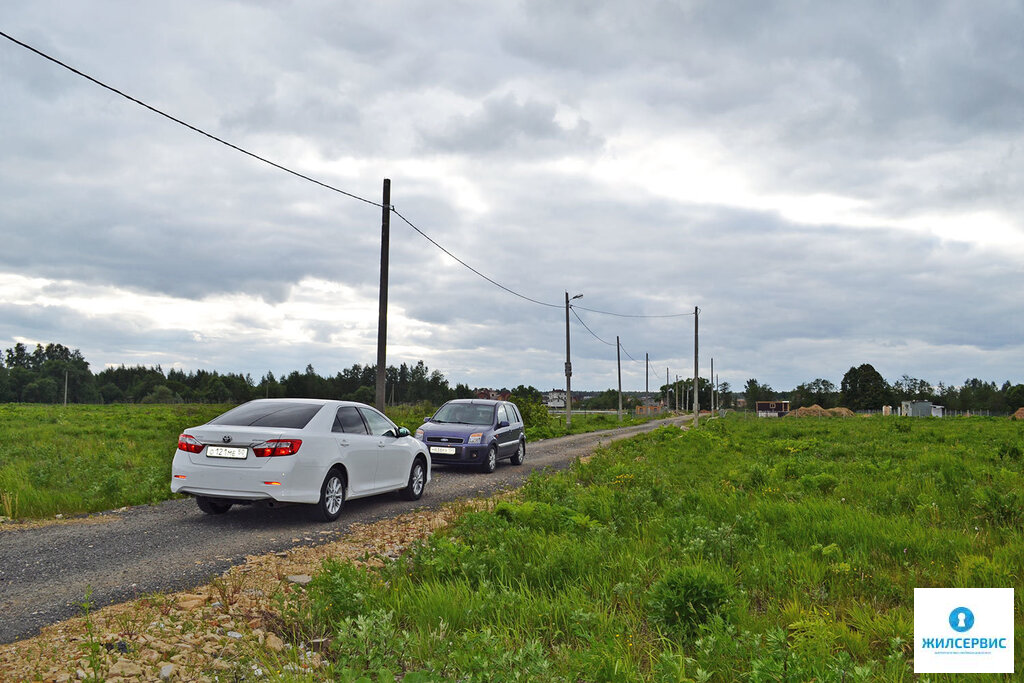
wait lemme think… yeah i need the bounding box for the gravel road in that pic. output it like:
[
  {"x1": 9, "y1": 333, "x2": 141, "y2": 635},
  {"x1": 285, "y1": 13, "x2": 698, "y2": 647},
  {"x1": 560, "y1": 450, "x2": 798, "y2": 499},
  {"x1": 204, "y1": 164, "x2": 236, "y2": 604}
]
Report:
[{"x1": 0, "y1": 415, "x2": 689, "y2": 644}]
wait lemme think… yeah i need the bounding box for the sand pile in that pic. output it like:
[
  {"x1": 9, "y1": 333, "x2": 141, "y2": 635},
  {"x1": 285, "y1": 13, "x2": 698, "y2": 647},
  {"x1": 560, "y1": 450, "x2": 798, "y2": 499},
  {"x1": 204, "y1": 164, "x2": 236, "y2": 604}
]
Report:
[
  {"x1": 1012, "y1": 407, "x2": 1024, "y2": 420},
  {"x1": 786, "y1": 404, "x2": 831, "y2": 417},
  {"x1": 785, "y1": 405, "x2": 855, "y2": 418}
]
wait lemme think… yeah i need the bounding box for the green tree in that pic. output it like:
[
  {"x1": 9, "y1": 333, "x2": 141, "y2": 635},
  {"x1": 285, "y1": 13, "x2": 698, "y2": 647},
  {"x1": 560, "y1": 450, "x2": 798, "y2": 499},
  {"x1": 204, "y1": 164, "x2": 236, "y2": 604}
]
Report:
[
  {"x1": 893, "y1": 375, "x2": 934, "y2": 402},
  {"x1": 743, "y1": 378, "x2": 774, "y2": 405},
  {"x1": 4, "y1": 342, "x2": 32, "y2": 369},
  {"x1": 510, "y1": 385, "x2": 544, "y2": 403},
  {"x1": 790, "y1": 378, "x2": 838, "y2": 409},
  {"x1": 141, "y1": 385, "x2": 183, "y2": 404},
  {"x1": 99, "y1": 383, "x2": 126, "y2": 404},
  {"x1": 583, "y1": 389, "x2": 635, "y2": 410},
  {"x1": 39, "y1": 346, "x2": 97, "y2": 404},
  {"x1": 94, "y1": 365, "x2": 166, "y2": 402},
  {"x1": 352, "y1": 385, "x2": 375, "y2": 405},
  {"x1": 1006, "y1": 384, "x2": 1024, "y2": 412},
  {"x1": 840, "y1": 364, "x2": 891, "y2": 410},
  {"x1": 717, "y1": 381, "x2": 734, "y2": 408},
  {"x1": 6, "y1": 367, "x2": 32, "y2": 401},
  {"x1": 201, "y1": 378, "x2": 233, "y2": 403},
  {"x1": 22, "y1": 377, "x2": 60, "y2": 403},
  {"x1": 259, "y1": 371, "x2": 286, "y2": 398}
]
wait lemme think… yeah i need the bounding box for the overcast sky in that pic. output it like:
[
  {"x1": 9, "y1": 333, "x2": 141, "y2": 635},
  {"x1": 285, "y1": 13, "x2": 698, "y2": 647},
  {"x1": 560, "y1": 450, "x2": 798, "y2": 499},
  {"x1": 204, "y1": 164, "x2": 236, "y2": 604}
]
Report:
[{"x1": 2, "y1": 1, "x2": 1022, "y2": 395}]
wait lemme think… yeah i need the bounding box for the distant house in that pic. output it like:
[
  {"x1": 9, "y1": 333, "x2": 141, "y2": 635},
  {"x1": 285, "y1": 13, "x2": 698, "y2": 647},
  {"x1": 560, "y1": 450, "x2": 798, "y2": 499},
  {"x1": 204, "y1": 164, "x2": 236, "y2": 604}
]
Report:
[
  {"x1": 546, "y1": 390, "x2": 566, "y2": 409},
  {"x1": 902, "y1": 400, "x2": 944, "y2": 417},
  {"x1": 756, "y1": 400, "x2": 790, "y2": 418},
  {"x1": 475, "y1": 388, "x2": 511, "y2": 401}
]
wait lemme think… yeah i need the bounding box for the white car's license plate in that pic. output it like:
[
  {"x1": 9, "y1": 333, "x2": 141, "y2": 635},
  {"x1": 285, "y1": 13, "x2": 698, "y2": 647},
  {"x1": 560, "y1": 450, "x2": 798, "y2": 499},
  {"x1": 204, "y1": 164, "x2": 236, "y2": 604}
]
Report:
[
  {"x1": 430, "y1": 446, "x2": 456, "y2": 455},
  {"x1": 207, "y1": 446, "x2": 247, "y2": 459}
]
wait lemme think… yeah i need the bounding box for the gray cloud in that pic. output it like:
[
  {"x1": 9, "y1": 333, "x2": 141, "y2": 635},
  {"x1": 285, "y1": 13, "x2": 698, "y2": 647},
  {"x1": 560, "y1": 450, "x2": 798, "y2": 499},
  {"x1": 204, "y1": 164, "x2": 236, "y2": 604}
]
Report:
[
  {"x1": 1, "y1": 0, "x2": 1022, "y2": 393},
  {"x1": 418, "y1": 93, "x2": 601, "y2": 157}
]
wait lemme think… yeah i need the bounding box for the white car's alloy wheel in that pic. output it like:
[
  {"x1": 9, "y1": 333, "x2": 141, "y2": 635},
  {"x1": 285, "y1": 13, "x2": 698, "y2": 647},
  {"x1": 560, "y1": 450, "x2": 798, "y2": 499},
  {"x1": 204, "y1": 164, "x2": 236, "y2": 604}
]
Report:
[
  {"x1": 403, "y1": 459, "x2": 426, "y2": 500},
  {"x1": 324, "y1": 476, "x2": 344, "y2": 515},
  {"x1": 313, "y1": 471, "x2": 346, "y2": 522}
]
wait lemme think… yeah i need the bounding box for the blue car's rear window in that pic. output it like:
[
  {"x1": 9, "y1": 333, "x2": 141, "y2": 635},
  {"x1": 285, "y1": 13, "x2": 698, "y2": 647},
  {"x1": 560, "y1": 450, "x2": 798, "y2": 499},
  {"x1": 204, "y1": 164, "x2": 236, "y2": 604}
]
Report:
[{"x1": 208, "y1": 402, "x2": 322, "y2": 429}]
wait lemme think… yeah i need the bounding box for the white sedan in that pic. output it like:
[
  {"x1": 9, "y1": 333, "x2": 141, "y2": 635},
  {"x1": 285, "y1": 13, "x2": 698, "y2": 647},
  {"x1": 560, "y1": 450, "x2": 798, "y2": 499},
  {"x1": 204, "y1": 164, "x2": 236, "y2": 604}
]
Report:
[{"x1": 171, "y1": 399, "x2": 430, "y2": 521}]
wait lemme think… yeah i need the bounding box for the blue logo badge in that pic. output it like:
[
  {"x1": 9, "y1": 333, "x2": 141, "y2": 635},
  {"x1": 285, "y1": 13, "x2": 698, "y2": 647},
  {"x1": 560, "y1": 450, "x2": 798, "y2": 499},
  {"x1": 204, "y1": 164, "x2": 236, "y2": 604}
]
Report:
[{"x1": 949, "y1": 607, "x2": 974, "y2": 633}]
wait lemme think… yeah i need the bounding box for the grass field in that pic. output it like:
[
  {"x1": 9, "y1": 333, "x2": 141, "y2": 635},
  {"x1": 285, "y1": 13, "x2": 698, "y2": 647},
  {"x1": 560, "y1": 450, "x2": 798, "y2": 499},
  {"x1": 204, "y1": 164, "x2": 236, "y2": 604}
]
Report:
[
  {"x1": 268, "y1": 414, "x2": 1022, "y2": 681},
  {"x1": 0, "y1": 402, "x2": 658, "y2": 520},
  {"x1": 0, "y1": 403, "x2": 228, "y2": 520}
]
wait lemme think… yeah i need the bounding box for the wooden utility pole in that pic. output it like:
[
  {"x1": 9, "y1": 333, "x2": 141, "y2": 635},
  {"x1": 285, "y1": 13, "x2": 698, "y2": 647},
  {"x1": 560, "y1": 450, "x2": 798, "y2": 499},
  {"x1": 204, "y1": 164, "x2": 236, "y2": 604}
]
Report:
[
  {"x1": 710, "y1": 357, "x2": 714, "y2": 413},
  {"x1": 665, "y1": 367, "x2": 669, "y2": 411},
  {"x1": 375, "y1": 179, "x2": 391, "y2": 411},
  {"x1": 616, "y1": 336, "x2": 622, "y2": 421},
  {"x1": 565, "y1": 292, "x2": 582, "y2": 427},
  {"x1": 693, "y1": 306, "x2": 699, "y2": 428}
]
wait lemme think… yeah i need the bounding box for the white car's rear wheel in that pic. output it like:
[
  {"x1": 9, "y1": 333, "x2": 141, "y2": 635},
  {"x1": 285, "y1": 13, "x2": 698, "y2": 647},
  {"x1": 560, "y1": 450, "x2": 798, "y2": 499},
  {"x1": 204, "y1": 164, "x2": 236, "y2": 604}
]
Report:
[{"x1": 312, "y1": 470, "x2": 345, "y2": 522}]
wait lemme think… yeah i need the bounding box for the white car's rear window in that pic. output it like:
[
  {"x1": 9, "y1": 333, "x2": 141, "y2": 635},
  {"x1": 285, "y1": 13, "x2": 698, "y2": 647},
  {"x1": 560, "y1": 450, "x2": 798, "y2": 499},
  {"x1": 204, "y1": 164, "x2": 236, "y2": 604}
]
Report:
[{"x1": 208, "y1": 402, "x2": 322, "y2": 429}]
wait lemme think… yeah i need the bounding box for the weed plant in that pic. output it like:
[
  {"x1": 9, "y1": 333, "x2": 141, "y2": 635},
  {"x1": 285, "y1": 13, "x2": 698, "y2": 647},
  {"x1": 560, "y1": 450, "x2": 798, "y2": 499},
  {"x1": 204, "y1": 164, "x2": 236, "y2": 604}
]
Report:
[{"x1": 279, "y1": 414, "x2": 1022, "y2": 681}]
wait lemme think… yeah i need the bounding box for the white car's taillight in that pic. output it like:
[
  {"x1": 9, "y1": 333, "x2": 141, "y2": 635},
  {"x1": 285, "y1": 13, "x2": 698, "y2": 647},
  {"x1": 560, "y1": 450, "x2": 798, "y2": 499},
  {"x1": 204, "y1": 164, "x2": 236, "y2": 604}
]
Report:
[
  {"x1": 252, "y1": 439, "x2": 302, "y2": 457},
  {"x1": 177, "y1": 434, "x2": 204, "y2": 453}
]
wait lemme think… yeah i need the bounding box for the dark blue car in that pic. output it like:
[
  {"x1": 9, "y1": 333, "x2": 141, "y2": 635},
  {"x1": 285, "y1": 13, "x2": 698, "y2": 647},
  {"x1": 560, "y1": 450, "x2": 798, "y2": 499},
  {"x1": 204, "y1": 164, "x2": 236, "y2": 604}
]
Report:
[{"x1": 415, "y1": 399, "x2": 526, "y2": 473}]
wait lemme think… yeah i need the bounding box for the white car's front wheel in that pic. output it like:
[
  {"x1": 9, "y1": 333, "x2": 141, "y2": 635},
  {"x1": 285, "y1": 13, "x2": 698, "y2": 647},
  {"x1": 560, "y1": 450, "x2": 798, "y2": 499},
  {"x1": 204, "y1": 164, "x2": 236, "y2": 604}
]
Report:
[
  {"x1": 402, "y1": 458, "x2": 427, "y2": 501},
  {"x1": 311, "y1": 470, "x2": 346, "y2": 522}
]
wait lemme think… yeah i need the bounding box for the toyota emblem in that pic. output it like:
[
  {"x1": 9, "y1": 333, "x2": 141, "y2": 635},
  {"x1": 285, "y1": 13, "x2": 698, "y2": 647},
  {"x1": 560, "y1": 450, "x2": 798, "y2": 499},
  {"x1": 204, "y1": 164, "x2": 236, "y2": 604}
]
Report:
[{"x1": 222, "y1": 435, "x2": 232, "y2": 443}]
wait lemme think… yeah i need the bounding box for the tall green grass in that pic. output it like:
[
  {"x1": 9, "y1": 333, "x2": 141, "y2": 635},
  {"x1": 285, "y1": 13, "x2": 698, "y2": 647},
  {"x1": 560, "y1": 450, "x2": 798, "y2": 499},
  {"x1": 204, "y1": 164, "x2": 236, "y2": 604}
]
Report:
[
  {"x1": 279, "y1": 415, "x2": 1023, "y2": 681},
  {"x1": 0, "y1": 403, "x2": 227, "y2": 519}
]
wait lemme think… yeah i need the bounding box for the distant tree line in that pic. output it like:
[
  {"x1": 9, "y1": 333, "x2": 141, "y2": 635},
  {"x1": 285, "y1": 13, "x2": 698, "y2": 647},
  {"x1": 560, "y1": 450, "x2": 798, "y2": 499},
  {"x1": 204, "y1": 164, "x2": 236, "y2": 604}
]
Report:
[
  {"x1": 654, "y1": 377, "x2": 735, "y2": 410},
  {"x1": 743, "y1": 363, "x2": 1024, "y2": 414},
  {"x1": 0, "y1": 342, "x2": 474, "y2": 405}
]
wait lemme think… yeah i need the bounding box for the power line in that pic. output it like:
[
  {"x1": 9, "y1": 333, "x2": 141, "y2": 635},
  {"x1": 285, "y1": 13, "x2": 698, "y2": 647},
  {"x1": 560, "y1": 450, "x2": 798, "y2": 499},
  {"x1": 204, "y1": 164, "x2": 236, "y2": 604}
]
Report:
[
  {"x1": 617, "y1": 341, "x2": 642, "y2": 364},
  {"x1": 1, "y1": 30, "x2": 697, "y2": 320},
  {"x1": 571, "y1": 308, "x2": 644, "y2": 365},
  {"x1": 392, "y1": 209, "x2": 562, "y2": 309},
  {"x1": 574, "y1": 305, "x2": 695, "y2": 318},
  {"x1": 0, "y1": 30, "x2": 381, "y2": 210},
  {"x1": 570, "y1": 307, "x2": 615, "y2": 346}
]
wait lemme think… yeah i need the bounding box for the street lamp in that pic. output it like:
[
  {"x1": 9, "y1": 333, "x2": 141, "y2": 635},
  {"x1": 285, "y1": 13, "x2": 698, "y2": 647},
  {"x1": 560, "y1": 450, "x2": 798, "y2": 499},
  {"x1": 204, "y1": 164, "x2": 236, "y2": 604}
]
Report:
[{"x1": 565, "y1": 292, "x2": 583, "y2": 428}]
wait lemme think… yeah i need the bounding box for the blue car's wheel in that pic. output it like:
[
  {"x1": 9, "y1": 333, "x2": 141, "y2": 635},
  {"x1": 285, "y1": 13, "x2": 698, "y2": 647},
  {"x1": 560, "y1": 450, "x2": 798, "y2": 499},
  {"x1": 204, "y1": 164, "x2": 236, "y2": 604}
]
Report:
[
  {"x1": 480, "y1": 444, "x2": 497, "y2": 473},
  {"x1": 511, "y1": 440, "x2": 525, "y2": 466}
]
